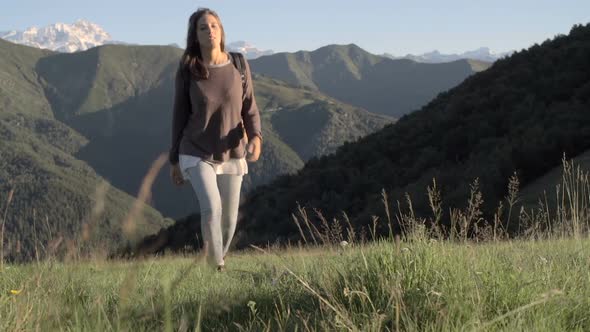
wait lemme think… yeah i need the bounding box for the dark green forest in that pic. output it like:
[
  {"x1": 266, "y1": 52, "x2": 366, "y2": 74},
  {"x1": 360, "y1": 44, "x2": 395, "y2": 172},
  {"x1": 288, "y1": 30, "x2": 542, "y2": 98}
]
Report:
[{"x1": 233, "y1": 24, "x2": 590, "y2": 247}]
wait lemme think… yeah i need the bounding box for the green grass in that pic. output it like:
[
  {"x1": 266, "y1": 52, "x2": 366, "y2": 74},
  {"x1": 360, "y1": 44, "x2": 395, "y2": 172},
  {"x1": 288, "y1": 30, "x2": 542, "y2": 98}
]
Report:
[{"x1": 1, "y1": 237, "x2": 589, "y2": 331}]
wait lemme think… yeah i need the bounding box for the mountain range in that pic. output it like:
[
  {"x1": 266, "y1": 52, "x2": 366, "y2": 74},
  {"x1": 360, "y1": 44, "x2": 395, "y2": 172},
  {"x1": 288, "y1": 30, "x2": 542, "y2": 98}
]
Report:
[
  {"x1": 1, "y1": 25, "x2": 516, "y2": 260},
  {"x1": 249, "y1": 44, "x2": 492, "y2": 118},
  {"x1": 1, "y1": 39, "x2": 414, "y2": 259},
  {"x1": 0, "y1": 20, "x2": 274, "y2": 59},
  {"x1": 383, "y1": 47, "x2": 514, "y2": 63},
  {"x1": 2, "y1": 20, "x2": 507, "y2": 64},
  {"x1": 0, "y1": 19, "x2": 124, "y2": 53}
]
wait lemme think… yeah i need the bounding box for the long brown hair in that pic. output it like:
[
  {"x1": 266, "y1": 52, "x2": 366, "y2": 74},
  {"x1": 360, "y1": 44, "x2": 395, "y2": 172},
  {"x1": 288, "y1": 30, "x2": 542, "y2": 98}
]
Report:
[{"x1": 181, "y1": 8, "x2": 226, "y2": 80}]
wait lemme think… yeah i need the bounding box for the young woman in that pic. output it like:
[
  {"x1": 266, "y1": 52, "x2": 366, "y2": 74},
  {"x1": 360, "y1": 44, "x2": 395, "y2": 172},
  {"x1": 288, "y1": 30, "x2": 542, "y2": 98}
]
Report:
[{"x1": 169, "y1": 8, "x2": 262, "y2": 271}]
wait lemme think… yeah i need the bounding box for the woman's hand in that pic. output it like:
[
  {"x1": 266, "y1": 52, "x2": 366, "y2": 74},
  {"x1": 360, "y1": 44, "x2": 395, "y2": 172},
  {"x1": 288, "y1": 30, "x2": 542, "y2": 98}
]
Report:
[
  {"x1": 170, "y1": 163, "x2": 185, "y2": 186},
  {"x1": 246, "y1": 136, "x2": 262, "y2": 162}
]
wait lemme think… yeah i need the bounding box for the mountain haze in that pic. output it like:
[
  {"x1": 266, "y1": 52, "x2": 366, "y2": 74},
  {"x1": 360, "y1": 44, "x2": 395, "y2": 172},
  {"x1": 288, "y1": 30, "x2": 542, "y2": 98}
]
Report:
[
  {"x1": 383, "y1": 47, "x2": 513, "y2": 63},
  {"x1": 250, "y1": 44, "x2": 492, "y2": 118}
]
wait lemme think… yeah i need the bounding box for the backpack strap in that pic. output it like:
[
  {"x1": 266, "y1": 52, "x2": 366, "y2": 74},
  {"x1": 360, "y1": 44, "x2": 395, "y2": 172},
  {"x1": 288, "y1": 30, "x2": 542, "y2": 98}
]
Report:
[
  {"x1": 229, "y1": 52, "x2": 247, "y2": 100},
  {"x1": 180, "y1": 53, "x2": 247, "y2": 101}
]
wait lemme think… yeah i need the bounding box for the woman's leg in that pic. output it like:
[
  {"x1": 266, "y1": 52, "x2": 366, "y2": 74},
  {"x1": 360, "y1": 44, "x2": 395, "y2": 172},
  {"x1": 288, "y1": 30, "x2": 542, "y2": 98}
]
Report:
[
  {"x1": 217, "y1": 174, "x2": 243, "y2": 257},
  {"x1": 185, "y1": 162, "x2": 224, "y2": 266}
]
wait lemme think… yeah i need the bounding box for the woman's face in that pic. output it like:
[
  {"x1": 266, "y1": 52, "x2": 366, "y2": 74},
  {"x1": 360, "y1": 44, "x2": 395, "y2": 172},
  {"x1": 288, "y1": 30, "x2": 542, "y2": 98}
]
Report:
[{"x1": 196, "y1": 14, "x2": 222, "y2": 50}]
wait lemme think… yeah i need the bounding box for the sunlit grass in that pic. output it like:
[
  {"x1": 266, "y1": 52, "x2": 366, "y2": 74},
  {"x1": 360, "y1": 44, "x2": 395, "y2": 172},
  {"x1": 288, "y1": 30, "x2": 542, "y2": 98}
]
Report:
[{"x1": 1, "y1": 237, "x2": 589, "y2": 331}]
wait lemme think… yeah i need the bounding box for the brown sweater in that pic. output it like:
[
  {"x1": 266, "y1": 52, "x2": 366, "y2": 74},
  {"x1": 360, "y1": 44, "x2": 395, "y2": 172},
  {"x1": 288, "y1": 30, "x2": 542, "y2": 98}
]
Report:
[{"x1": 169, "y1": 55, "x2": 262, "y2": 165}]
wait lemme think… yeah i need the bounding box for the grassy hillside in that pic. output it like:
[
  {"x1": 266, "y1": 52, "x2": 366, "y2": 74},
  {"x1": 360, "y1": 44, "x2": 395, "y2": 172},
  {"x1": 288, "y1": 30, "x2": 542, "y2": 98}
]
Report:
[
  {"x1": 0, "y1": 113, "x2": 168, "y2": 262},
  {"x1": 36, "y1": 45, "x2": 183, "y2": 120},
  {"x1": 0, "y1": 39, "x2": 54, "y2": 118},
  {"x1": 0, "y1": 40, "x2": 171, "y2": 261},
  {"x1": 270, "y1": 100, "x2": 391, "y2": 160},
  {"x1": 236, "y1": 23, "x2": 590, "y2": 246},
  {"x1": 250, "y1": 44, "x2": 492, "y2": 117},
  {"x1": 254, "y1": 74, "x2": 393, "y2": 160}
]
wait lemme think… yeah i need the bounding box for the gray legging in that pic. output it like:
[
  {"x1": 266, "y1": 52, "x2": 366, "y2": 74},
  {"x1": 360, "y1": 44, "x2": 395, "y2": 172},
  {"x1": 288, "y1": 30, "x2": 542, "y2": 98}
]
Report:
[{"x1": 185, "y1": 161, "x2": 243, "y2": 267}]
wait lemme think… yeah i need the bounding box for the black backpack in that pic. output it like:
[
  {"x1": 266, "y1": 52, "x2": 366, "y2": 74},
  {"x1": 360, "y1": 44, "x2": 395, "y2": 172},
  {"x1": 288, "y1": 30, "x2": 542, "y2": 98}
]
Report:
[{"x1": 229, "y1": 52, "x2": 248, "y2": 100}]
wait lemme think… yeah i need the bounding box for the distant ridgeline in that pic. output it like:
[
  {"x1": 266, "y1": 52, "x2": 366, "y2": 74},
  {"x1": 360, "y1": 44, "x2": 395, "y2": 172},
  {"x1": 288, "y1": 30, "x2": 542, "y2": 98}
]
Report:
[
  {"x1": 249, "y1": 44, "x2": 491, "y2": 118},
  {"x1": 235, "y1": 23, "x2": 590, "y2": 247}
]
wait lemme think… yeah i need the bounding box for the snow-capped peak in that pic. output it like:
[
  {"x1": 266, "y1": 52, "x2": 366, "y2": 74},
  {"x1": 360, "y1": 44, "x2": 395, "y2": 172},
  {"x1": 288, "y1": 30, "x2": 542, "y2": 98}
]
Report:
[
  {"x1": 0, "y1": 20, "x2": 114, "y2": 52},
  {"x1": 226, "y1": 41, "x2": 274, "y2": 59}
]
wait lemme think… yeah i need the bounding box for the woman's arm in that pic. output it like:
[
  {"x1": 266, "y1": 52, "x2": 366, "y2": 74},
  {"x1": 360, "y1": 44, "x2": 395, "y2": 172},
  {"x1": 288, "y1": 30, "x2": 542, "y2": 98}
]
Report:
[
  {"x1": 169, "y1": 65, "x2": 191, "y2": 165},
  {"x1": 241, "y1": 59, "x2": 262, "y2": 142}
]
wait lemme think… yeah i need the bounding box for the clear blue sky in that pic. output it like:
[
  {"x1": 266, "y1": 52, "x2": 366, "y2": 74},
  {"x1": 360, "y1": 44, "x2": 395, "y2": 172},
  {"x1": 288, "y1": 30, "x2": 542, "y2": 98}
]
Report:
[{"x1": 2, "y1": 0, "x2": 589, "y2": 55}]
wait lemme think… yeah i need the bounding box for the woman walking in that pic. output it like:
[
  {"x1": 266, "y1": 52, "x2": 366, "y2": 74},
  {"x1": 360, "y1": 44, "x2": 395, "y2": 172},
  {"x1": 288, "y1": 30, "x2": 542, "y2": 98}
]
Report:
[{"x1": 169, "y1": 8, "x2": 262, "y2": 271}]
